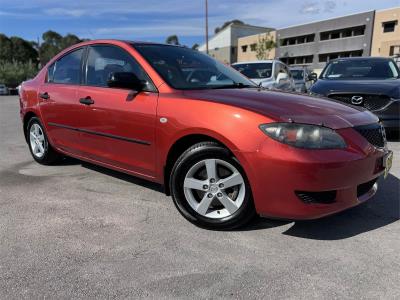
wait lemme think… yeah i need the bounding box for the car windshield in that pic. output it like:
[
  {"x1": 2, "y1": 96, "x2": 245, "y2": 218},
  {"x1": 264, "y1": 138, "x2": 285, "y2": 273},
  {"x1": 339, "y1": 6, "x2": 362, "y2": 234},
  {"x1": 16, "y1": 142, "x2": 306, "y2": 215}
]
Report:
[
  {"x1": 132, "y1": 44, "x2": 257, "y2": 90},
  {"x1": 321, "y1": 59, "x2": 400, "y2": 80},
  {"x1": 232, "y1": 63, "x2": 273, "y2": 79},
  {"x1": 290, "y1": 70, "x2": 304, "y2": 80}
]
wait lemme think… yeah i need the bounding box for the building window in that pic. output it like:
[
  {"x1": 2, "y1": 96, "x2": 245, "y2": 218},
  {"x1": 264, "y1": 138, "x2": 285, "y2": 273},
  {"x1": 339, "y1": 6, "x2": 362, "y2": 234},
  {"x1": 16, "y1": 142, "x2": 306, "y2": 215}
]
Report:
[
  {"x1": 241, "y1": 45, "x2": 248, "y2": 53},
  {"x1": 279, "y1": 55, "x2": 313, "y2": 66},
  {"x1": 250, "y1": 43, "x2": 257, "y2": 51},
  {"x1": 319, "y1": 50, "x2": 363, "y2": 62},
  {"x1": 280, "y1": 34, "x2": 315, "y2": 46},
  {"x1": 390, "y1": 45, "x2": 400, "y2": 56},
  {"x1": 383, "y1": 21, "x2": 398, "y2": 33},
  {"x1": 320, "y1": 25, "x2": 365, "y2": 41}
]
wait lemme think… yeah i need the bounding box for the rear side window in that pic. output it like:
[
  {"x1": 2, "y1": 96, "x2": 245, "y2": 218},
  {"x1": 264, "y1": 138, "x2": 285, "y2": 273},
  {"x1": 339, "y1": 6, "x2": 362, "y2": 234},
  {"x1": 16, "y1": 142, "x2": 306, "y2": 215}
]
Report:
[
  {"x1": 85, "y1": 45, "x2": 155, "y2": 91},
  {"x1": 47, "y1": 48, "x2": 84, "y2": 84}
]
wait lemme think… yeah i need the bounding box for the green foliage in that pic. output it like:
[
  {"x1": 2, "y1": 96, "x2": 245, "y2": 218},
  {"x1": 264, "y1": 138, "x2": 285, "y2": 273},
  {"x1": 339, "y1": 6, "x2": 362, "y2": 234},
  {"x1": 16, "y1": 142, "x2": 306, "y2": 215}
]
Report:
[
  {"x1": 255, "y1": 33, "x2": 276, "y2": 60},
  {"x1": 0, "y1": 34, "x2": 38, "y2": 63},
  {"x1": 165, "y1": 35, "x2": 180, "y2": 45},
  {"x1": 0, "y1": 60, "x2": 38, "y2": 87},
  {"x1": 0, "y1": 30, "x2": 86, "y2": 87},
  {"x1": 191, "y1": 43, "x2": 199, "y2": 50},
  {"x1": 39, "y1": 31, "x2": 84, "y2": 65}
]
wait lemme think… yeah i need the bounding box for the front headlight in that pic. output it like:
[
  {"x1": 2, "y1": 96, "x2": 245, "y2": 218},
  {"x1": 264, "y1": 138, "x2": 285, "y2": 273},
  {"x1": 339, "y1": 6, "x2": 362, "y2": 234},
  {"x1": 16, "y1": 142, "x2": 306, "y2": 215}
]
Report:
[{"x1": 259, "y1": 123, "x2": 347, "y2": 149}]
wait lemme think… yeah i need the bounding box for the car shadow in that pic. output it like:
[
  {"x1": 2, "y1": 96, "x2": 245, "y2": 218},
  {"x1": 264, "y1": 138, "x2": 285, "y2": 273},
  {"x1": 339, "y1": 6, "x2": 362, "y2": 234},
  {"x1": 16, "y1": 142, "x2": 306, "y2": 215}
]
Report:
[{"x1": 54, "y1": 157, "x2": 399, "y2": 239}]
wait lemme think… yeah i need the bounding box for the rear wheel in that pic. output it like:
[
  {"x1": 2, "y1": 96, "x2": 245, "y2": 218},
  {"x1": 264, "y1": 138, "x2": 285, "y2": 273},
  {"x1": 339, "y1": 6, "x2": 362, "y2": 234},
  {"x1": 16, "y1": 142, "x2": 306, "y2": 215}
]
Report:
[
  {"x1": 170, "y1": 142, "x2": 255, "y2": 230},
  {"x1": 27, "y1": 117, "x2": 62, "y2": 165}
]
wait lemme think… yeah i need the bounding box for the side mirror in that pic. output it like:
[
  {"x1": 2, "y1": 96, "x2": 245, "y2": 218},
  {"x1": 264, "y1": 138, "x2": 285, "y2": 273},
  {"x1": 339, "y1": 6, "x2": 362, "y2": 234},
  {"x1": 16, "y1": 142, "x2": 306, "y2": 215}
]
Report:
[
  {"x1": 276, "y1": 72, "x2": 288, "y2": 83},
  {"x1": 107, "y1": 72, "x2": 144, "y2": 91},
  {"x1": 308, "y1": 72, "x2": 318, "y2": 82}
]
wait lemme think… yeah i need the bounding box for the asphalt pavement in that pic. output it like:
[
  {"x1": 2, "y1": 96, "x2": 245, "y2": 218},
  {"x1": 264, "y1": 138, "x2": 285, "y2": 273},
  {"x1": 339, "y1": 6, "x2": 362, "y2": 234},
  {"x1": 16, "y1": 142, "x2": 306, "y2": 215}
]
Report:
[{"x1": 0, "y1": 95, "x2": 399, "y2": 299}]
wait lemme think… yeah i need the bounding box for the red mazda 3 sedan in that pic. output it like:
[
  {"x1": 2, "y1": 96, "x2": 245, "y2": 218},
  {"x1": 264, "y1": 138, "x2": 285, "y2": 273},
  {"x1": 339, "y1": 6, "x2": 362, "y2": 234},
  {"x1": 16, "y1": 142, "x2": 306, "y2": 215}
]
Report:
[{"x1": 19, "y1": 40, "x2": 393, "y2": 229}]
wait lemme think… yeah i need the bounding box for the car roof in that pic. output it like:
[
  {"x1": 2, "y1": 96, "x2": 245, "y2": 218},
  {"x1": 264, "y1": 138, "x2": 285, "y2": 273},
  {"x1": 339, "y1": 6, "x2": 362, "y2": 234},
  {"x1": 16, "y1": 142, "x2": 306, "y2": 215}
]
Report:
[
  {"x1": 329, "y1": 57, "x2": 393, "y2": 62},
  {"x1": 232, "y1": 60, "x2": 275, "y2": 65}
]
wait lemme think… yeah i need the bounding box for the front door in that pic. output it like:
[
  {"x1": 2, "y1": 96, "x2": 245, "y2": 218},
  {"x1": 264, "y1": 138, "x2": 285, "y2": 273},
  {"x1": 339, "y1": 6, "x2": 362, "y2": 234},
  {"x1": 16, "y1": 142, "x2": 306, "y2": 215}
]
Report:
[{"x1": 75, "y1": 45, "x2": 159, "y2": 178}]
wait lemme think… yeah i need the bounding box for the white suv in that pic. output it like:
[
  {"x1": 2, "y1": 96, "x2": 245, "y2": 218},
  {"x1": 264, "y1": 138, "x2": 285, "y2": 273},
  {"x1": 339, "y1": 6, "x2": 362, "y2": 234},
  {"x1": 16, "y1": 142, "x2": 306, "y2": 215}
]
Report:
[{"x1": 232, "y1": 60, "x2": 295, "y2": 91}]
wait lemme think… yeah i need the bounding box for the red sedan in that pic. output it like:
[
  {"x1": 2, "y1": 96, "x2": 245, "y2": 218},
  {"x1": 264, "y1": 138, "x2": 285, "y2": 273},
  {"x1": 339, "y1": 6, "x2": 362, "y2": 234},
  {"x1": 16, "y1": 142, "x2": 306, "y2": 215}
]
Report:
[{"x1": 19, "y1": 40, "x2": 393, "y2": 229}]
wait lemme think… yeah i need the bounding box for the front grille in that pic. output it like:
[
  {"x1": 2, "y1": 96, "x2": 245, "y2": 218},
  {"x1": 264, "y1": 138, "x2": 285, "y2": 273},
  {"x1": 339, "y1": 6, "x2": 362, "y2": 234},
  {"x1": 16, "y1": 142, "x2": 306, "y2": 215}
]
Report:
[
  {"x1": 328, "y1": 94, "x2": 391, "y2": 111},
  {"x1": 357, "y1": 179, "x2": 378, "y2": 198},
  {"x1": 295, "y1": 190, "x2": 336, "y2": 204},
  {"x1": 354, "y1": 123, "x2": 386, "y2": 148}
]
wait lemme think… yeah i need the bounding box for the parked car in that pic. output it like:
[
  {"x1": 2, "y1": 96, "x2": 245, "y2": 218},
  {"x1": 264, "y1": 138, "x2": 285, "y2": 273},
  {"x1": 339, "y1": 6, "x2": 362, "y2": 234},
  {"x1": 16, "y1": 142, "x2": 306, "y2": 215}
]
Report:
[
  {"x1": 232, "y1": 60, "x2": 295, "y2": 91},
  {"x1": 290, "y1": 67, "x2": 313, "y2": 93},
  {"x1": 20, "y1": 40, "x2": 392, "y2": 229},
  {"x1": 0, "y1": 84, "x2": 9, "y2": 95},
  {"x1": 310, "y1": 57, "x2": 400, "y2": 134}
]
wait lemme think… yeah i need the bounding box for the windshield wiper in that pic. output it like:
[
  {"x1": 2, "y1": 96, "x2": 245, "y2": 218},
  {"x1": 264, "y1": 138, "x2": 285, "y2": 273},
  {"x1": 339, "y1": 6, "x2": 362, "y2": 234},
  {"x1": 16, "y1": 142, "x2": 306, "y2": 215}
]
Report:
[{"x1": 209, "y1": 82, "x2": 258, "y2": 89}]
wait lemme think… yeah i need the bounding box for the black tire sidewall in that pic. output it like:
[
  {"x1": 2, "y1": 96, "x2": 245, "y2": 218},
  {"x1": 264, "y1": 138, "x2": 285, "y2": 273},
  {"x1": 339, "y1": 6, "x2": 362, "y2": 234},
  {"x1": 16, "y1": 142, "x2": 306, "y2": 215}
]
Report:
[{"x1": 170, "y1": 143, "x2": 255, "y2": 230}]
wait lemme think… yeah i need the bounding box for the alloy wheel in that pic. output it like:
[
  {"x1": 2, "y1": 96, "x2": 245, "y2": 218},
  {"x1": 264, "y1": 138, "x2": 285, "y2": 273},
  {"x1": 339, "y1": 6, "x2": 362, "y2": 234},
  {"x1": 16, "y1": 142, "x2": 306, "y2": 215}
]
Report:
[
  {"x1": 183, "y1": 158, "x2": 245, "y2": 219},
  {"x1": 29, "y1": 123, "x2": 46, "y2": 158}
]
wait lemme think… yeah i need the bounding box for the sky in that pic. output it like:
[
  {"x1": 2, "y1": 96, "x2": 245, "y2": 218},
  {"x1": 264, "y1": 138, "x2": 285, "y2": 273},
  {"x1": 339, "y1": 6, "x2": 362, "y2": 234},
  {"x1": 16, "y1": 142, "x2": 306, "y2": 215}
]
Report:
[{"x1": 0, "y1": 0, "x2": 399, "y2": 47}]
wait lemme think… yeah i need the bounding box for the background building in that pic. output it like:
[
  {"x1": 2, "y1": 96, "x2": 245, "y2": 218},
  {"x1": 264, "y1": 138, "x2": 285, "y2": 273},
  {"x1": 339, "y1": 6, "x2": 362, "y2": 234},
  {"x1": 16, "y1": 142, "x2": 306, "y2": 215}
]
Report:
[
  {"x1": 371, "y1": 7, "x2": 400, "y2": 62},
  {"x1": 237, "y1": 31, "x2": 276, "y2": 62},
  {"x1": 276, "y1": 11, "x2": 376, "y2": 72},
  {"x1": 198, "y1": 23, "x2": 273, "y2": 64}
]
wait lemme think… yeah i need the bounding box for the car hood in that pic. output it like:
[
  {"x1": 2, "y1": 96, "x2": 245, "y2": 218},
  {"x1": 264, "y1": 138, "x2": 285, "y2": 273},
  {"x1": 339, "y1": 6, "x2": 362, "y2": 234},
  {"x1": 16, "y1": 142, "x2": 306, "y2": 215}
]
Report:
[
  {"x1": 311, "y1": 79, "x2": 400, "y2": 99},
  {"x1": 183, "y1": 88, "x2": 378, "y2": 129}
]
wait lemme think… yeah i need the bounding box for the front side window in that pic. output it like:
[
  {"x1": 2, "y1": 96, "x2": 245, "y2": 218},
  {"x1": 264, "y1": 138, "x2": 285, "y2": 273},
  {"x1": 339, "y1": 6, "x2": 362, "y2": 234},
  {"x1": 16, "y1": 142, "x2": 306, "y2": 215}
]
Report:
[
  {"x1": 133, "y1": 44, "x2": 256, "y2": 90},
  {"x1": 321, "y1": 59, "x2": 400, "y2": 80},
  {"x1": 48, "y1": 48, "x2": 83, "y2": 84},
  {"x1": 85, "y1": 45, "x2": 155, "y2": 91},
  {"x1": 232, "y1": 63, "x2": 273, "y2": 79}
]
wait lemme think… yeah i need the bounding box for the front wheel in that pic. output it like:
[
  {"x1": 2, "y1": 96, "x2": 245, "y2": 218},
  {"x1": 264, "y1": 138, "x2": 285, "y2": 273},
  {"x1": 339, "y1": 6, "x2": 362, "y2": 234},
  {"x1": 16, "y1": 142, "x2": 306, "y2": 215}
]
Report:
[{"x1": 170, "y1": 142, "x2": 255, "y2": 230}]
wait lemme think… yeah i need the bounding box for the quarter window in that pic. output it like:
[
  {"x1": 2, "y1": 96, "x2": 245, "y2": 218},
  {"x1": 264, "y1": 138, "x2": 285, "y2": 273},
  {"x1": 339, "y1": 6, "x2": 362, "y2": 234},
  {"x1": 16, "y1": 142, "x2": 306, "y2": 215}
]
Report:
[
  {"x1": 85, "y1": 45, "x2": 155, "y2": 91},
  {"x1": 48, "y1": 48, "x2": 83, "y2": 84}
]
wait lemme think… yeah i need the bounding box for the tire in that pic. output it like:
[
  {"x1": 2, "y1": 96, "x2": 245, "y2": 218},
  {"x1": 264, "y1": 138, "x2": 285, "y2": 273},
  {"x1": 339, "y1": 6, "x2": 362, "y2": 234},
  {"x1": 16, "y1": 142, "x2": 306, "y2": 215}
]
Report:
[
  {"x1": 170, "y1": 142, "x2": 256, "y2": 230},
  {"x1": 27, "y1": 117, "x2": 62, "y2": 165}
]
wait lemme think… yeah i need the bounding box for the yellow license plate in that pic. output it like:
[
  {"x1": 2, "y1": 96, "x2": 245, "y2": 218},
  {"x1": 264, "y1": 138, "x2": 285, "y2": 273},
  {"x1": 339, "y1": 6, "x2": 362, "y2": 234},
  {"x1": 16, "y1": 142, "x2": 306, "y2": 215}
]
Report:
[{"x1": 384, "y1": 151, "x2": 393, "y2": 179}]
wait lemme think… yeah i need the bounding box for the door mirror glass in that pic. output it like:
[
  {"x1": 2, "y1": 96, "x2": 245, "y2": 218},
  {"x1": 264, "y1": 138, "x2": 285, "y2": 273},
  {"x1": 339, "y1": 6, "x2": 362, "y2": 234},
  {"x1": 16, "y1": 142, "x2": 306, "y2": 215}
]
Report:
[
  {"x1": 308, "y1": 72, "x2": 318, "y2": 81},
  {"x1": 107, "y1": 72, "x2": 144, "y2": 90},
  {"x1": 276, "y1": 72, "x2": 288, "y2": 83}
]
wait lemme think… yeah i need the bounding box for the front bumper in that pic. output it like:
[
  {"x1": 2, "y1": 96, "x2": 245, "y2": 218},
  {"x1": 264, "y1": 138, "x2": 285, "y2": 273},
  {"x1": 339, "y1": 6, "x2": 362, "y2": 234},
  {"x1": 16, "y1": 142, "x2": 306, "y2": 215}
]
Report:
[{"x1": 242, "y1": 127, "x2": 390, "y2": 220}]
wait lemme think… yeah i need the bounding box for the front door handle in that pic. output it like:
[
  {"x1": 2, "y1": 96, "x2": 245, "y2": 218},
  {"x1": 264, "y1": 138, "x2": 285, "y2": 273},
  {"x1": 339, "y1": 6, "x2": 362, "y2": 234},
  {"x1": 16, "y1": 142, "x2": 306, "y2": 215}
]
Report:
[
  {"x1": 79, "y1": 97, "x2": 95, "y2": 105},
  {"x1": 39, "y1": 92, "x2": 49, "y2": 100}
]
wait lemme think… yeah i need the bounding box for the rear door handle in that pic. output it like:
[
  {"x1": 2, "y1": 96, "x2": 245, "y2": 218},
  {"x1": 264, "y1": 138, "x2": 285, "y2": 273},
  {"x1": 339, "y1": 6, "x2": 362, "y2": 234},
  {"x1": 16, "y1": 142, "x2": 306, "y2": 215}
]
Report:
[
  {"x1": 79, "y1": 97, "x2": 95, "y2": 105},
  {"x1": 39, "y1": 92, "x2": 49, "y2": 100}
]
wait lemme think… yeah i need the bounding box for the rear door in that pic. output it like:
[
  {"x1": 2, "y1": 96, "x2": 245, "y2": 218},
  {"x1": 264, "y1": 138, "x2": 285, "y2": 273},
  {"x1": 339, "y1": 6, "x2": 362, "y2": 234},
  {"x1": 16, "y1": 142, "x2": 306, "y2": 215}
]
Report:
[
  {"x1": 38, "y1": 47, "x2": 85, "y2": 154},
  {"x1": 75, "y1": 44, "x2": 159, "y2": 177}
]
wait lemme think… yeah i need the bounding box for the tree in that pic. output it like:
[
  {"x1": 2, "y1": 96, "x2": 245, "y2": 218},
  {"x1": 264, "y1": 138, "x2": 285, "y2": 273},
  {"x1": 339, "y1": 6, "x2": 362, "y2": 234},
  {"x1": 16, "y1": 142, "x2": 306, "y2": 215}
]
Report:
[
  {"x1": 255, "y1": 33, "x2": 276, "y2": 60},
  {"x1": 0, "y1": 60, "x2": 38, "y2": 87},
  {"x1": 214, "y1": 19, "x2": 245, "y2": 34},
  {"x1": 10, "y1": 36, "x2": 38, "y2": 63},
  {"x1": 191, "y1": 43, "x2": 199, "y2": 51},
  {"x1": 0, "y1": 34, "x2": 13, "y2": 62},
  {"x1": 39, "y1": 31, "x2": 85, "y2": 65},
  {"x1": 60, "y1": 34, "x2": 82, "y2": 50},
  {"x1": 165, "y1": 35, "x2": 180, "y2": 45}
]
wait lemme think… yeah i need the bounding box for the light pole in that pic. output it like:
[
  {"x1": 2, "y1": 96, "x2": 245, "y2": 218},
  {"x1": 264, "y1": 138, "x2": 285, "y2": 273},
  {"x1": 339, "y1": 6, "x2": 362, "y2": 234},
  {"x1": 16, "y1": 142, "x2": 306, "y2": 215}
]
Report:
[{"x1": 205, "y1": 0, "x2": 209, "y2": 54}]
